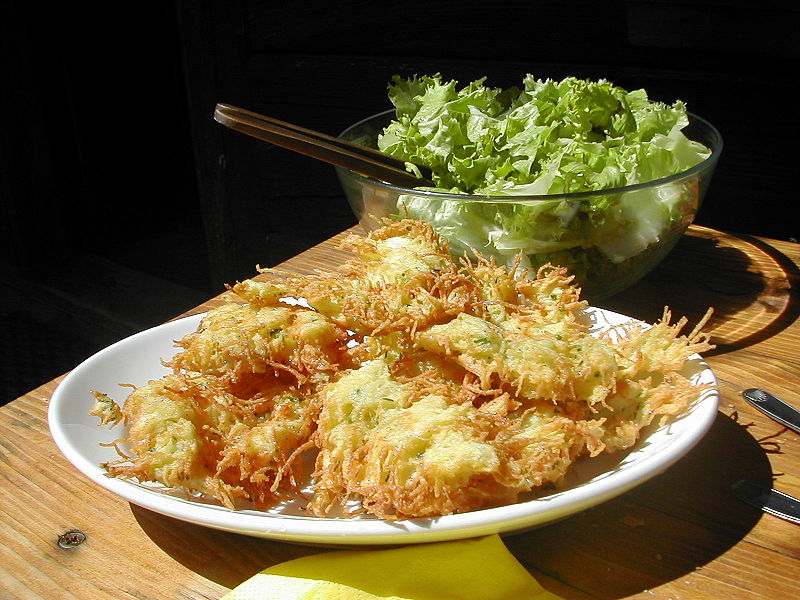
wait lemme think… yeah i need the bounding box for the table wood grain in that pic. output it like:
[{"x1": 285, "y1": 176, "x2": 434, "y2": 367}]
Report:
[{"x1": 2, "y1": 225, "x2": 798, "y2": 599}]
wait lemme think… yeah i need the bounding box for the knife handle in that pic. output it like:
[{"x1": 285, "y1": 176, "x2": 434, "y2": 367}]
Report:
[{"x1": 733, "y1": 480, "x2": 800, "y2": 525}]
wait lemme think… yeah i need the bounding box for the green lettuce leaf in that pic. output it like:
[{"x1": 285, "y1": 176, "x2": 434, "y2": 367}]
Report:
[{"x1": 378, "y1": 74, "x2": 711, "y2": 268}]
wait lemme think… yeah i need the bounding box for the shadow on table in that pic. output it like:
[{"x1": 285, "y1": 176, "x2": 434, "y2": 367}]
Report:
[
  {"x1": 130, "y1": 505, "x2": 332, "y2": 591},
  {"x1": 503, "y1": 411, "x2": 776, "y2": 599},
  {"x1": 600, "y1": 230, "x2": 799, "y2": 356}
]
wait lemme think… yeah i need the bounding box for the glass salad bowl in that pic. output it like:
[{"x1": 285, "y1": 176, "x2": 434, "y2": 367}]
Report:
[{"x1": 335, "y1": 109, "x2": 722, "y2": 301}]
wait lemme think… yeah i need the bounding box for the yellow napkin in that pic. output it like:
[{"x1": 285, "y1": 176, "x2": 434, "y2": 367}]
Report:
[{"x1": 222, "y1": 534, "x2": 562, "y2": 600}]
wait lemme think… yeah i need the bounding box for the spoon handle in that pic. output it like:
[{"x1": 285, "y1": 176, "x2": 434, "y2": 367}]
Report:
[
  {"x1": 213, "y1": 103, "x2": 435, "y2": 188},
  {"x1": 742, "y1": 388, "x2": 800, "y2": 434}
]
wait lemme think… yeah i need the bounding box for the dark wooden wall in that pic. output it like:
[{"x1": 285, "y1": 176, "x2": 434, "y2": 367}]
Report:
[
  {"x1": 3, "y1": 1, "x2": 798, "y2": 295},
  {"x1": 1, "y1": 2, "x2": 206, "y2": 289}
]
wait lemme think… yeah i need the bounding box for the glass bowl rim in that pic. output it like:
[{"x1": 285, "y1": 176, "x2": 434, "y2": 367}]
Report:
[{"x1": 337, "y1": 108, "x2": 723, "y2": 202}]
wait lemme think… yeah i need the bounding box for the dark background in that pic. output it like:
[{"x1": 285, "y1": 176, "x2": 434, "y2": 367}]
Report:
[{"x1": 1, "y1": 1, "x2": 798, "y2": 402}]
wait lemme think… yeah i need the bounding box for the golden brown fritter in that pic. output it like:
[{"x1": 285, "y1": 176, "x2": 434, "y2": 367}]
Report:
[
  {"x1": 93, "y1": 219, "x2": 714, "y2": 519},
  {"x1": 170, "y1": 303, "x2": 348, "y2": 385},
  {"x1": 261, "y1": 220, "x2": 477, "y2": 337},
  {"x1": 98, "y1": 372, "x2": 319, "y2": 509}
]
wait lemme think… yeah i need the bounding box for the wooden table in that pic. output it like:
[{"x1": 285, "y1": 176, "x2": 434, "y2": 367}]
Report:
[{"x1": 2, "y1": 224, "x2": 799, "y2": 599}]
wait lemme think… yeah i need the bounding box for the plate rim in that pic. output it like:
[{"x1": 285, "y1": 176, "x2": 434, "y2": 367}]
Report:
[{"x1": 48, "y1": 307, "x2": 719, "y2": 545}]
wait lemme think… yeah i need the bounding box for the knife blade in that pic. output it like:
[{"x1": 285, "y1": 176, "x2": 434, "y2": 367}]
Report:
[
  {"x1": 742, "y1": 388, "x2": 800, "y2": 434},
  {"x1": 732, "y1": 480, "x2": 800, "y2": 525}
]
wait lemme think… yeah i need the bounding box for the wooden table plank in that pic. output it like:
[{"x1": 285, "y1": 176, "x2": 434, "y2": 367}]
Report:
[{"x1": 1, "y1": 224, "x2": 799, "y2": 600}]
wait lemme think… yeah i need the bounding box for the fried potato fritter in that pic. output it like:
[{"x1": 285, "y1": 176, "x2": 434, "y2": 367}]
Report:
[{"x1": 93, "y1": 219, "x2": 714, "y2": 519}]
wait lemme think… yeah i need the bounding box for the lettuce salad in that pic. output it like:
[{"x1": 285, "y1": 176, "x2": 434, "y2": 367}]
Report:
[{"x1": 375, "y1": 74, "x2": 712, "y2": 294}]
